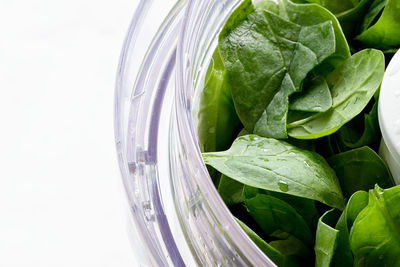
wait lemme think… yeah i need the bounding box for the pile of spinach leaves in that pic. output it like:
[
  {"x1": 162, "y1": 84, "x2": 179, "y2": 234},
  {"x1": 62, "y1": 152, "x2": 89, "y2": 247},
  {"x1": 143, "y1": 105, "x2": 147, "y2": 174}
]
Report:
[{"x1": 198, "y1": 0, "x2": 400, "y2": 265}]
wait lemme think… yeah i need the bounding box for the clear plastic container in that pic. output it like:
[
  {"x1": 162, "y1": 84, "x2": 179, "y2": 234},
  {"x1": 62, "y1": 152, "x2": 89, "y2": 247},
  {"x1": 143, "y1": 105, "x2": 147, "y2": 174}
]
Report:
[{"x1": 114, "y1": 0, "x2": 274, "y2": 265}]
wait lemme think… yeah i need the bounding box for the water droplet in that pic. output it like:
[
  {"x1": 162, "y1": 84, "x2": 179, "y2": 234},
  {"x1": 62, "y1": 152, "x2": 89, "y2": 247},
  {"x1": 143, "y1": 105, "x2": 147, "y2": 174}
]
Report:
[
  {"x1": 304, "y1": 161, "x2": 311, "y2": 167},
  {"x1": 288, "y1": 152, "x2": 296, "y2": 156},
  {"x1": 278, "y1": 181, "x2": 289, "y2": 192},
  {"x1": 263, "y1": 148, "x2": 268, "y2": 152}
]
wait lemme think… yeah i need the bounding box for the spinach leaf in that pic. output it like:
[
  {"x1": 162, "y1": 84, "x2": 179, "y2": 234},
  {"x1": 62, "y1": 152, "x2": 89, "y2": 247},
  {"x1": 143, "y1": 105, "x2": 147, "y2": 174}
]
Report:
[
  {"x1": 269, "y1": 233, "x2": 313, "y2": 265},
  {"x1": 287, "y1": 49, "x2": 385, "y2": 139},
  {"x1": 315, "y1": 136, "x2": 337, "y2": 159},
  {"x1": 244, "y1": 186, "x2": 319, "y2": 231},
  {"x1": 197, "y1": 49, "x2": 241, "y2": 153},
  {"x1": 328, "y1": 146, "x2": 394, "y2": 198},
  {"x1": 315, "y1": 131, "x2": 353, "y2": 159},
  {"x1": 219, "y1": 1, "x2": 336, "y2": 138},
  {"x1": 236, "y1": 217, "x2": 299, "y2": 267},
  {"x1": 198, "y1": 49, "x2": 242, "y2": 185},
  {"x1": 286, "y1": 137, "x2": 316, "y2": 151},
  {"x1": 335, "y1": 0, "x2": 374, "y2": 40},
  {"x1": 314, "y1": 192, "x2": 369, "y2": 267},
  {"x1": 284, "y1": 0, "x2": 310, "y2": 3},
  {"x1": 356, "y1": 0, "x2": 400, "y2": 49},
  {"x1": 350, "y1": 185, "x2": 400, "y2": 265},
  {"x1": 278, "y1": 0, "x2": 351, "y2": 72},
  {"x1": 304, "y1": 0, "x2": 356, "y2": 14},
  {"x1": 245, "y1": 194, "x2": 314, "y2": 249},
  {"x1": 303, "y1": 0, "x2": 374, "y2": 39},
  {"x1": 329, "y1": 134, "x2": 349, "y2": 155},
  {"x1": 332, "y1": 191, "x2": 369, "y2": 266},
  {"x1": 359, "y1": 0, "x2": 388, "y2": 32},
  {"x1": 218, "y1": 174, "x2": 244, "y2": 206},
  {"x1": 289, "y1": 76, "x2": 332, "y2": 112},
  {"x1": 217, "y1": 129, "x2": 250, "y2": 206},
  {"x1": 254, "y1": 0, "x2": 280, "y2": 12},
  {"x1": 338, "y1": 99, "x2": 380, "y2": 149},
  {"x1": 203, "y1": 135, "x2": 345, "y2": 209},
  {"x1": 314, "y1": 209, "x2": 341, "y2": 267}
]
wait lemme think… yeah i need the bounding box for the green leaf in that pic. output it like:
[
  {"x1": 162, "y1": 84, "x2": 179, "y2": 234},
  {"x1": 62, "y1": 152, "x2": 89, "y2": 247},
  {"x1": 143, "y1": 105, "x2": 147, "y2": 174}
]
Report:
[
  {"x1": 335, "y1": 0, "x2": 375, "y2": 39},
  {"x1": 290, "y1": 76, "x2": 332, "y2": 112},
  {"x1": 287, "y1": 49, "x2": 385, "y2": 139},
  {"x1": 218, "y1": 174, "x2": 244, "y2": 206},
  {"x1": 197, "y1": 49, "x2": 242, "y2": 185},
  {"x1": 245, "y1": 194, "x2": 314, "y2": 249},
  {"x1": 356, "y1": 0, "x2": 400, "y2": 49},
  {"x1": 329, "y1": 134, "x2": 349, "y2": 155},
  {"x1": 359, "y1": 0, "x2": 388, "y2": 32},
  {"x1": 286, "y1": 137, "x2": 316, "y2": 152},
  {"x1": 304, "y1": 0, "x2": 375, "y2": 39},
  {"x1": 216, "y1": 128, "x2": 249, "y2": 206},
  {"x1": 197, "y1": 49, "x2": 241, "y2": 153},
  {"x1": 284, "y1": 0, "x2": 310, "y2": 3},
  {"x1": 235, "y1": 217, "x2": 299, "y2": 267},
  {"x1": 219, "y1": 0, "x2": 254, "y2": 41},
  {"x1": 332, "y1": 191, "x2": 369, "y2": 266},
  {"x1": 243, "y1": 186, "x2": 319, "y2": 230},
  {"x1": 350, "y1": 185, "x2": 400, "y2": 265},
  {"x1": 338, "y1": 99, "x2": 380, "y2": 148},
  {"x1": 314, "y1": 192, "x2": 369, "y2": 267},
  {"x1": 254, "y1": 0, "x2": 280, "y2": 12},
  {"x1": 219, "y1": 2, "x2": 336, "y2": 138},
  {"x1": 315, "y1": 136, "x2": 338, "y2": 159},
  {"x1": 203, "y1": 135, "x2": 345, "y2": 209},
  {"x1": 278, "y1": 0, "x2": 351, "y2": 72},
  {"x1": 314, "y1": 209, "x2": 341, "y2": 267},
  {"x1": 304, "y1": 0, "x2": 356, "y2": 14},
  {"x1": 269, "y1": 234, "x2": 312, "y2": 262},
  {"x1": 328, "y1": 146, "x2": 394, "y2": 198}
]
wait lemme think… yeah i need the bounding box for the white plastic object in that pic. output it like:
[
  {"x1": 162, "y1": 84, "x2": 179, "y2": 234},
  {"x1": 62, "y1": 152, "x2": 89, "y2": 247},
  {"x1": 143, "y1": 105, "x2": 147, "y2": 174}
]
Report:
[{"x1": 379, "y1": 50, "x2": 400, "y2": 184}]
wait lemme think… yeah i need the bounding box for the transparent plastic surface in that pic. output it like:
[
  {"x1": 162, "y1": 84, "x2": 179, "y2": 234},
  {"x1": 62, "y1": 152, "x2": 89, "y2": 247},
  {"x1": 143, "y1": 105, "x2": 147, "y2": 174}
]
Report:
[{"x1": 115, "y1": 0, "x2": 274, "y2": 266}]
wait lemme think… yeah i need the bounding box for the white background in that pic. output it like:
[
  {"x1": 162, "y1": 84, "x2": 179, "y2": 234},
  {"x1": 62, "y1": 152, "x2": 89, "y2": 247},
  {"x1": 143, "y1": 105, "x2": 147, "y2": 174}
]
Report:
[{"x1": 0, "y1": 0, "x2": 143, "y2": 265}]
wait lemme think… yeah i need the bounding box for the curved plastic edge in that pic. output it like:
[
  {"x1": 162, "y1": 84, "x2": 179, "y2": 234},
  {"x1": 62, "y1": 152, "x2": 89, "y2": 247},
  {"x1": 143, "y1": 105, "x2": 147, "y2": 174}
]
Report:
[
  {"x1": 114, "y1": 0, "x2": 186, "y2": 266},
  {"x1": 379, "y1": 50, "x2": 400, "y2": 183},
  {"x1": 174, "y1": 0, "x2": 276, "y2": 266}
]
